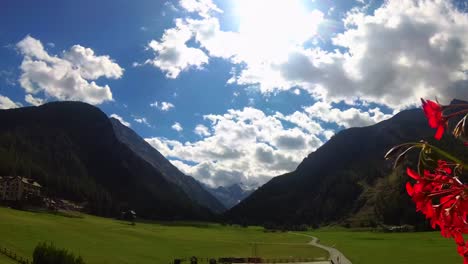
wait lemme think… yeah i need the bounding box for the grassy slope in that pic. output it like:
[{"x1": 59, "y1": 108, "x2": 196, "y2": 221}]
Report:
[
  {"x1": 0, "y1": 207, "x2": 327, "y2": 263},
  {"x1": 307, "y1": 228, "x2": 461, "y2": 264},
  {"x1": 0, "y1": 254, "x2": 16, "y2": 264}
]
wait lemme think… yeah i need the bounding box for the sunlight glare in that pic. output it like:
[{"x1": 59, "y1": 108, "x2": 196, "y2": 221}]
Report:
[{"x1": 234, "y1": 0, "x2": 323, "y2": 61}]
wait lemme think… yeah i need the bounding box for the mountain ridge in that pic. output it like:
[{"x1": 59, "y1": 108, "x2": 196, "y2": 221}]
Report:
[
  {"x1": 225, "y1": 107, "x2": 454, "y2": 227},
  {"x1": 0, "y1": 101, "x2": 214, "y2": 220},
  {"x1": 110, "y1": 117, "x2": 226, "y2": 213}
]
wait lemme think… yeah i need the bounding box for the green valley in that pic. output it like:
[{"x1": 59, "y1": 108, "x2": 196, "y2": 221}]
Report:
[{"x1": 0, "y1": 207, "x2": 327, "y2": 264}]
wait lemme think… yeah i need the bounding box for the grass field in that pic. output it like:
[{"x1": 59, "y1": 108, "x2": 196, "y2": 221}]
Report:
[
  {"x1": 305, "y1": 227, "x2": 462, "y2": 264},
  {"x1": 0, "y1": 207, "x2": 327, "y2": 263},
  {"x1": 1, "y1": 206, "x2": 462, "y2": 264},
  {"x1": 0, "y1": 254, "x2": 16, "y2": 264}
]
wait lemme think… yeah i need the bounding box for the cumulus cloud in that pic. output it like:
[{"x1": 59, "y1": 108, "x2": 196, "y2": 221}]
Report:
[
  {"x1": 62, "y1": 45, "x2": 124, "y2": 80},
  {"x1": 145, "y1": 100, "x2": 395, "y2": 187},
  {"x1": 304, "y1": 101, "x2": 392, "y2": 128},
  {"x1": 172, "y1": 122, "x2": 183, "y2": 132},
  {"x1": 324, "y1": 0, "x2": 468, "y2": 107},
  {"x1": 0, "y1": 95, "x2": 21, "y2": 109},
  {"x1": 150, "y1": 101, "x2": 175, "y2": 111},
  {"x1": 146, "y1": 0, "x2": 468, "y2": 110},
  {"x1": 146, "y1": 107, "x2": 324, "y2": 188},
  {"x1": 194, "y1": 124, "x2": 211, "y2": 136},
  {"x1": 274, "y1": 111, "x2": 323, "y2": 134},
  {"x1": 144, "y1": 19, "x2": 208, "y2": 78},
  {"x1": 272, "y1": 0, "x2": 468, "y2": 108},
  {"x1": 16, "y1": 35, "x2": 123, "y2": 105},
  {"x1": 24, "y1": 94, "x2": 44, "y2": 106},
  {"x1": 139, "y1": 0, "x2": 468, "y2": 187},
  {"x1": 145, "y1": 0, "x2": 322, "y2": 89},
  {"x1": 110, "y1": 114, "x2": 131, "y2": 127}
]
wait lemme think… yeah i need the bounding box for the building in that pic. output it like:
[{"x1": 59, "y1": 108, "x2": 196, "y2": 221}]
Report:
[{"x1": 0, "y1": 176, "x2": 42, "y2": 201}]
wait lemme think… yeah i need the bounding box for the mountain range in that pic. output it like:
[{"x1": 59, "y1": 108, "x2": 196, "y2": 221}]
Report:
[
  {"x1": 204, "y1": 183, "x2": 254, "y2": 209},
  {"x1": 2, "y1": 100, "x2": 465, "y2": 228}
]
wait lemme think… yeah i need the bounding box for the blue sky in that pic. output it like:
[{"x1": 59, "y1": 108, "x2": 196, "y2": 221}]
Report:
[{"x1": 1, "y1": 0, "x2": 468, "y2": 188}]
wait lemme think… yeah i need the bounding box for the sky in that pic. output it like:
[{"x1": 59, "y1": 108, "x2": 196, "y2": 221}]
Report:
[{"x1": 1, "y1": 0, "x2": 468, "y2": 189}]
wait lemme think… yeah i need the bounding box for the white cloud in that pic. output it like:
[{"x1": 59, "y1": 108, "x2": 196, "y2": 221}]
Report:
[
  {"x1": 146, "y1": 0, "x2": 468, "y2": 110},
  {"x1": 304, "y1": 101, "x2": 392, "y2": 128},
  {"x1": 24, "y1": 94, "x2": 44, "y2": 106},
  {"x1": 134, "y1": 117, "x2": 151, "y2": 127},
  {"x1": 110, "y1": 114, "x2": 131, "y2": 127},
  {"x1": 172, "y1": 122, "x2": 183, "y2": 132},
  {"x1": 277, "y1": 0, "x2": 468, "y2": 108},
  {"x1": 62, "y1": 45, "x2": 123, "y2": 80},
  {"x1": 145, "y1": 0, "x2": 323, "y2": 90},
  {"x1": 323, "y1": 130, "x2": 335, "y2": 140},
  {"x1": 0, "y1": 95, "x2": 21, "y2": 109},
  {"x1": 179, "y1": 0, "x2": 222, "y2": 18},
  {"x1": 146, "y1": 102, "x2": 393, "y2": 187},
  {"x1": 150, "y1": 101, "x2": 175, "y2": 111},
  {"x1": 16, "y1": 36, "x2": 123, "y2": 105},
  {"x1": 137, "y1": 0, "x2": 468, "y2": 187},
  {"x1": 274, "y1": 111, "x2": 323, "y2": 134},
  {"x1": 194, "y1": 124, "x2": 211, "y2": 136},
  {"x1": 145, "y1": 19, "x2": 208, "y2": 78},
  {"x1": 146, "y1": 107, "x2": 324, "y2": 188}
]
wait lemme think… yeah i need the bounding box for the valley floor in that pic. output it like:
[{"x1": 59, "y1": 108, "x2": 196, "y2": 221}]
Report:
[
  {"x1": 1, "y1": 206, "x2": 459, "y2": 264},
  {"x1": 290, "y1": 233, "x2": 351, "y2": 264},
  {"x1": 0, "y1": 254, "x2": 16, "y2": 264},
  {"x1": 0, "y1": 207, "x2": 327, "y2": 263},
  {"x1": 302, "y1": 228, "x2": 462, "y2": 264}
]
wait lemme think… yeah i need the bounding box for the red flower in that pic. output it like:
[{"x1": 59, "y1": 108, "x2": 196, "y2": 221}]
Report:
[
  {"x1": 421, "y1": 99, "x2": 446, "y2": 140},
  {"x1": 406, "y1": 165, "x2": 468, "y2": 262}
]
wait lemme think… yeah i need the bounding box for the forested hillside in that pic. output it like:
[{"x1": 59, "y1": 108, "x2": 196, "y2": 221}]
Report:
[{"x1": 0, "y1": 102, "x2": 214, "y2": 220}]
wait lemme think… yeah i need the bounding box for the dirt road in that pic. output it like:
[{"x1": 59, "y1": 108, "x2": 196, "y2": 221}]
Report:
[{"x1": 290, "y1": 233, "x2": 352, "y2": 264}]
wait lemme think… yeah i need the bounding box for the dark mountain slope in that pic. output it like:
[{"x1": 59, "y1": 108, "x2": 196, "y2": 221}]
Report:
[
  {"x1": 0, "y1": 101, "x2": 212, "y2": 220},
  {"x1": 110, "y1": 118, "x2": 225, "y2": 213},
  {"x1": 226, "y1": 108, "x2": 460, "y2": 226}
]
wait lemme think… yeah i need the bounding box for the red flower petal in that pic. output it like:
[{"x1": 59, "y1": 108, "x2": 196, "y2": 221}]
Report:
[
  {"x1": 435, "y1": 125, "x2": 445, "y2": 140},
  {"x1": 406, "y1": 168, "x2": 420, "y2": 180},
  {"x1": 454, "y1": 232, "x2": 465, "y2": 246},
  {"x1": 406, "y1": 182, "x2": 414, "y2": 196},
  {"x1": 421, "y1": 98, "x2": 446, "y2": 140}
]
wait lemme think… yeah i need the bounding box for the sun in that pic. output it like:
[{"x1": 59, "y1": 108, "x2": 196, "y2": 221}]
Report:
[{"x1": 234, "y1": 0, "x2": 323, "y2": 57}]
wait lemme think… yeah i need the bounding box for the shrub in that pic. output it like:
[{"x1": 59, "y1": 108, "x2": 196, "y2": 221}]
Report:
[{"x1": 33, "y1": 242, "x2": 85, "y2": 264}]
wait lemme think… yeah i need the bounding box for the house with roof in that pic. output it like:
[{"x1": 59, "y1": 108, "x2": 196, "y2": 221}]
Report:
[{"x1": 0, "y1": 176, "x2": 42, "y2": 201}]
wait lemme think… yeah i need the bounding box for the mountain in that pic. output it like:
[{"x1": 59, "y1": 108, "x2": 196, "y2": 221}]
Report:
[
  {"x1": 110, "y1": 118, "x2": 225, "y2": 213},
  {"x1": 0, "y1": 101, "x2": 213, "y2": 220},
  {"x1": 204, "y1": 183, "x2": 254, "y2": 209},
  {"x1": 226, "y1": 107, "x2": 468, "y2": 227}
]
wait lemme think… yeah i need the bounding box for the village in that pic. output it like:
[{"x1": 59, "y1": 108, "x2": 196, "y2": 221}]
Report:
[
  {"x1": 0, "y1": 176, "x2": 41, "y2": 201},
  {"x1": 0, "y1": 176, "x2": 86, "y2": 213}
]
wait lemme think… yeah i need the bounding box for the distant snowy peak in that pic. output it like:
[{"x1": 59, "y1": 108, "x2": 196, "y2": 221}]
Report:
[{"x1": 203, "y1": 183, "x2": 254, "y2": 209}]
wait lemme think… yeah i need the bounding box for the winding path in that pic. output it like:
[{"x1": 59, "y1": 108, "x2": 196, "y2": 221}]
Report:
[{"x1": 290, "y1": 233, "x2": 352, "y2": 264}]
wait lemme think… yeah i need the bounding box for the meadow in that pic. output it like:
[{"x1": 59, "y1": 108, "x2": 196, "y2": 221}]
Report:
[
  {"x1": 306, "y1": 227, "x2": 461, "y2": 264},
  {"x1": 0, "y1": 207, "x2": 326, "y2": 264},
  {"x1": 0, "y1": 206, "x2": 462, "y2": 264},
  {"x1": 0, "y1": 254, "x2": 15, "y2": 264}
]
